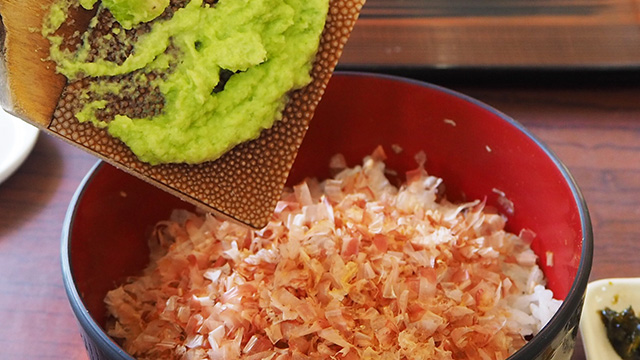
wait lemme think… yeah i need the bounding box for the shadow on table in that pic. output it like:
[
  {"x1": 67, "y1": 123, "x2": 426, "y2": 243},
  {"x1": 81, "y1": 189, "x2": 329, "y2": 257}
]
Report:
[
  {"x1": 0, "y1": 135, "x2": 64, "y2": 239},
  {"x1": 336, "y1": 66, "x2": 640, "y2": 90}
]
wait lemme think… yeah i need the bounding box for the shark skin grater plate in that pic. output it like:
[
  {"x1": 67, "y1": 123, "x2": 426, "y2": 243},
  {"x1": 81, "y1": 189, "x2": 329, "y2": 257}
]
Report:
[{"x1": 0, "y1": 0, "x2": 366, "y2": 228}]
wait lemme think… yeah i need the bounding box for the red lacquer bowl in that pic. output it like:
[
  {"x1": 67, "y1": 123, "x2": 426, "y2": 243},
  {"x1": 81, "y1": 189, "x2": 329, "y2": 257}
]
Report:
[{"x1": 62, "y1": 72, "x2": 593, "y2": 360}]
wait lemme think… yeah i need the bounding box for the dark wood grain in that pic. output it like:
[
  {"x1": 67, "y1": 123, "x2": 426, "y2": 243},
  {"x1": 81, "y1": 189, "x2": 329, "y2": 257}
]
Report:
[
  {"x1": 341, "y1": 0, "x2": 640, "y2": 68},
  {"x1": 1, "y1": 72, "x2": 640, "y2": 359},
  {"x1": 0, "y1": 134, "x2": 95, "y2": 359}
]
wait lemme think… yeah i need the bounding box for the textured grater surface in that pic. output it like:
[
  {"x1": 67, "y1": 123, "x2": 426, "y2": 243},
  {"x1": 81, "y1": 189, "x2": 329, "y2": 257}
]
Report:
[{"x1": 48, "y1": 0, "x2": 365, "y2": 228}]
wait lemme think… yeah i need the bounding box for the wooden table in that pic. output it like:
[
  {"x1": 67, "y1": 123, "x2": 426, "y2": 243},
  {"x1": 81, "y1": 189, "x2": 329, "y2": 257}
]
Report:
[
  {"x1": 1, "y1": 70, "x2": 639, "y2": 359},
  {"x1": 343, "y1": 0, "x2": 640, "y2": 68}
]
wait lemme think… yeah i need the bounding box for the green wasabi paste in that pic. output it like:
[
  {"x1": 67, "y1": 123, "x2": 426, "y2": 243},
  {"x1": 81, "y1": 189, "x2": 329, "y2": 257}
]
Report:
[
  {"x1": 80, "y1": 0, "x2": 170, "y2": 29},
  {"x1": 43, "y1": 0, "x2": 328, "y2": 165}
]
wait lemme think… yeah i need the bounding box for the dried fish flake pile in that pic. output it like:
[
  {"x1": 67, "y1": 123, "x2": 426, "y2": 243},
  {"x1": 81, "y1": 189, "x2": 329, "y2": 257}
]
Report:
[{"x1": 105, "y1": 148, "x2": 562, "y2": 360}]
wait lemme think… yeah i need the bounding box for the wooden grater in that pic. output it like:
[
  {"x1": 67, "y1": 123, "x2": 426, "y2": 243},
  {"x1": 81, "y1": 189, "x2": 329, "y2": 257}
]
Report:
[{"x1": 0, "y1": 0, "x2": 365, "y2": 228}]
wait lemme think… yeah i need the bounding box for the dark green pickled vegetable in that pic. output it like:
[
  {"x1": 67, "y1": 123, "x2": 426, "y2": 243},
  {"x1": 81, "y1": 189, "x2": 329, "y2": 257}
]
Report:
[{"x1": 600, "y1": 306, "x2": 640, "y2": 360}]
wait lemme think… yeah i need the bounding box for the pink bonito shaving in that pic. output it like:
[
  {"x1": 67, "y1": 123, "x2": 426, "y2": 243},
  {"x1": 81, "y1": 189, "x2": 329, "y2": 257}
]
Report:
[{"x1": 105, "y1": 146, "x2": 561, "y2": 360}]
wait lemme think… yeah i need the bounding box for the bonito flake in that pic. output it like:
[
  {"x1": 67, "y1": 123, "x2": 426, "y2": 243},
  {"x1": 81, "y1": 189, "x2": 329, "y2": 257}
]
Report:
[{"x1": 105, "y1": 146, "x2": 561, "y2": 360}]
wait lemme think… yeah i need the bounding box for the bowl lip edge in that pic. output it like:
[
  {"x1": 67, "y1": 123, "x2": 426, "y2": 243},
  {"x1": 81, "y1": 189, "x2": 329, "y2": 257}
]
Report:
[{"x1": 61, "y1": 160, "x2": 135, "y2": 360}]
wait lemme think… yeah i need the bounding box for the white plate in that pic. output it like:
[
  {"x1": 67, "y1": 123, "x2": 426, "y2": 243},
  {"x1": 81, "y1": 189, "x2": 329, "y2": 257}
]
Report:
[
  {"x1": 580, "y1": 277, "x2": 640, "y2": 360},
  {"x1": 0, "y1": 107, "x2": 39, "y2": 185}
]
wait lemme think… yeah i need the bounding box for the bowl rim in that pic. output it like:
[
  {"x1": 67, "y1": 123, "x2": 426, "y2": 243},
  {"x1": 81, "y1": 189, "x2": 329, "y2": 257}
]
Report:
[
  {"x1": 60, "y1": 70, "x2": 593, "y2": 360},
  {"x1": 61, "y1": 160, "x2": 135, "y2": 360}
]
